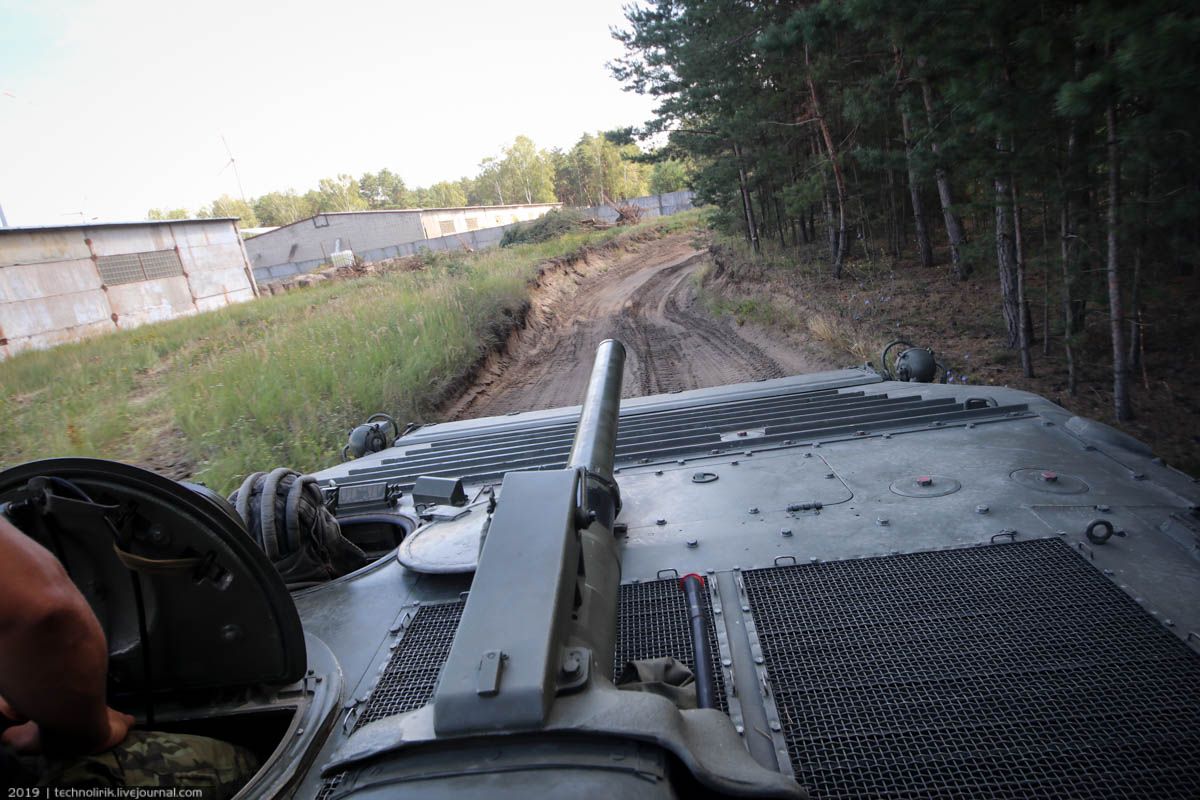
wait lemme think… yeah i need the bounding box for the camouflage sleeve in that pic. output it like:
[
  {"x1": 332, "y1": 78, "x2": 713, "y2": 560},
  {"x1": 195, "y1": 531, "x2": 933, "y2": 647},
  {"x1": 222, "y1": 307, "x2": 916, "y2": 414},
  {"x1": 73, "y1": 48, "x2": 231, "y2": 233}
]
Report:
[{"x1": 38, "y1": 731, "x2": 259, "y2": 799}]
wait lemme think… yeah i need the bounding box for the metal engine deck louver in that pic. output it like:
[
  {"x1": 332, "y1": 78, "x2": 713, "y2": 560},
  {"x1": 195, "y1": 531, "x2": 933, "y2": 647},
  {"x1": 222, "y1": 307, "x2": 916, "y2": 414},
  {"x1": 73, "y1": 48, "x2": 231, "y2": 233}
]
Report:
[
  {"x1": 336, "y1": 387, "x2": 1027, "y2": 496},
  {"x1": 742, "y1": 538, "x2": 1200, "y2": 799},
  {"x1": 614, "y1": 578, "x2": 728, "y2": 712}
]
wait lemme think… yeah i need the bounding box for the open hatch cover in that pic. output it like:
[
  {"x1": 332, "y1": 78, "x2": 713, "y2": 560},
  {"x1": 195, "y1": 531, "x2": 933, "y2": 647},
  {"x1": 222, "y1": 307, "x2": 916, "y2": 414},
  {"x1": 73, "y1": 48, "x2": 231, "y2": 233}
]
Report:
[{"x1": 0, "y1": 458, "x2": 306, "y2": 695}]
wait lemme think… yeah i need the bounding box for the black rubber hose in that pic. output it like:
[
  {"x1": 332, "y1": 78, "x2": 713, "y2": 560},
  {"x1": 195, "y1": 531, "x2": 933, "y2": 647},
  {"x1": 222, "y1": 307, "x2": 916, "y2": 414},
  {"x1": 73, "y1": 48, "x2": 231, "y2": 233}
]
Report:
[{"x1": 680, "y1": 574, "x2": 717, "y2": 710}]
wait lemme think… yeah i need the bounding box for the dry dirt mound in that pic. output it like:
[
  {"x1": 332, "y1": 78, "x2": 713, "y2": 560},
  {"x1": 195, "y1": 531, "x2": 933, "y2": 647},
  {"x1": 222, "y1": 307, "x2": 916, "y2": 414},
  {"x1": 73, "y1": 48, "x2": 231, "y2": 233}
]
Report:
[{"x1": 440, "y1": 233, "x2": 821, "y2": 420}]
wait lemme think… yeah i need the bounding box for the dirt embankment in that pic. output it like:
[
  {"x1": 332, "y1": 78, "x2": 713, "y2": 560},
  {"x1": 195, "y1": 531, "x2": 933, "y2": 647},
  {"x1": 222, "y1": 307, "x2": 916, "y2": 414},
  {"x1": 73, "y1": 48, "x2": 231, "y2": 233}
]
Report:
[
  {"x1": 439, "y1": 233, "x2": 824, "y2": 420},
  {"x1": 701, "y1": 239, "x2": 1200, "y2": 476}
]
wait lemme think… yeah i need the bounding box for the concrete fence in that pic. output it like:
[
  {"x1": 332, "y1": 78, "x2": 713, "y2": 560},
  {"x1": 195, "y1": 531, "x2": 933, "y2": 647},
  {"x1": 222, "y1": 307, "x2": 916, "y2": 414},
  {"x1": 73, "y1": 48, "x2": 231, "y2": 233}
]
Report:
[{"x1": 254, "y1": 191, "x2": 696, "y2": 284}]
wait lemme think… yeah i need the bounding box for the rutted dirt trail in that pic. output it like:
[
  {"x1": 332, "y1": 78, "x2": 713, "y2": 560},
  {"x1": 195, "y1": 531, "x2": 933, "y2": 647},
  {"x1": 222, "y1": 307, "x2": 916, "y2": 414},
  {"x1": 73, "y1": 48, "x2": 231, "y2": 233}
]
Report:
[{"x1": 442, "y1": 233, "x2": 821, "y2": 420}]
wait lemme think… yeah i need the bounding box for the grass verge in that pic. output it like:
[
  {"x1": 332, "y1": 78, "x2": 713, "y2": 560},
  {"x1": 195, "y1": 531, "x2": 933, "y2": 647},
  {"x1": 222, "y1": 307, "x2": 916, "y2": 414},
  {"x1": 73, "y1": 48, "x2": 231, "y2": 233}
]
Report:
[{"x1": 0, "y1": 210, "x2": 706, "y2": 493}]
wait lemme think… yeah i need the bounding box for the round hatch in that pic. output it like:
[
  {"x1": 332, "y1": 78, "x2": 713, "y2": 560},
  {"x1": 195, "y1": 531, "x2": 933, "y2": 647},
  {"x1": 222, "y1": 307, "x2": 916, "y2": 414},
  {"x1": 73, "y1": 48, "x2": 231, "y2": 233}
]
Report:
[{"x1": 397, "y1": 506, "x2": 490, "y2": 574}]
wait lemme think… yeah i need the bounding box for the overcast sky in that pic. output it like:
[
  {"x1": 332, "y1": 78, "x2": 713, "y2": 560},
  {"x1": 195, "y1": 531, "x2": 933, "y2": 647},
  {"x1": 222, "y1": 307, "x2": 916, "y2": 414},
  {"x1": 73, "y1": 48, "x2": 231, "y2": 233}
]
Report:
[{"x1": 0, "y1": 0, "x2": 658, "y2": 225}]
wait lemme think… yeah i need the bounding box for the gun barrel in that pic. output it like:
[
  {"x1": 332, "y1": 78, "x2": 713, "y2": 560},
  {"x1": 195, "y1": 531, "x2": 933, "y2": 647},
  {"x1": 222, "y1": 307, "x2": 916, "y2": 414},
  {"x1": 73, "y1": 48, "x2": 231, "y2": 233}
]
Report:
[{"x1": 567, "y1": 339, "x2": 626, "y2": 483}]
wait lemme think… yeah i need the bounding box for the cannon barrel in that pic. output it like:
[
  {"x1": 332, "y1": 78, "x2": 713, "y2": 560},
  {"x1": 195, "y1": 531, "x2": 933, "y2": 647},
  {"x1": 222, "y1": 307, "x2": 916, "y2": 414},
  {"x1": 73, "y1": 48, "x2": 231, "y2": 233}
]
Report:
[{"x1": 567, "y1": 338, "x2": 626, "y2": 483}]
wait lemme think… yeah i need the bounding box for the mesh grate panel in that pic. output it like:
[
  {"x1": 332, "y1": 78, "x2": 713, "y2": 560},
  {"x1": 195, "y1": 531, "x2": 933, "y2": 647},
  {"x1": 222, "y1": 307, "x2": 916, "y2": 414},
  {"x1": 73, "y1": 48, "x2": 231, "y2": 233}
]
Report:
[
  {"x1": 614, "y1": 578, "x2": 727, "y2": 712},
  {"x1": 96, "y1": 249, "x2": 183, "y2": 285},
  {"x1": 743, "y1": 538, "x2": 1200, "y2": 799},
  {"x1": 319, "y1": 583, "x2": 728, "y2": 795},
  {"x1": 354, "y1": 601, "x2": 464, "y2": 730}
]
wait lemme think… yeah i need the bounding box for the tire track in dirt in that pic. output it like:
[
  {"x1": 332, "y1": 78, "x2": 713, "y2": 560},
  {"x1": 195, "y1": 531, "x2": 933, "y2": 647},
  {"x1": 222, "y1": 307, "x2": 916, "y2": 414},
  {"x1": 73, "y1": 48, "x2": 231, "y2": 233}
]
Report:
[{"x1": 440, "y1": 233, "x2": 820, "y2": 420}]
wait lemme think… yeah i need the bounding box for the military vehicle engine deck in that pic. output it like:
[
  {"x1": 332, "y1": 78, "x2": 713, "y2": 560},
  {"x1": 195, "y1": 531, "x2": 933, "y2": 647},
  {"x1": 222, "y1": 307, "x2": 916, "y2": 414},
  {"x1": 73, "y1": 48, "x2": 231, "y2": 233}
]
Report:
[
  {"x1": 4, "y1": 357, "x2": 1198, "y2": 798},
  {"x1": 295, "y1": 365, "x2": 1200, "y2": 798}
]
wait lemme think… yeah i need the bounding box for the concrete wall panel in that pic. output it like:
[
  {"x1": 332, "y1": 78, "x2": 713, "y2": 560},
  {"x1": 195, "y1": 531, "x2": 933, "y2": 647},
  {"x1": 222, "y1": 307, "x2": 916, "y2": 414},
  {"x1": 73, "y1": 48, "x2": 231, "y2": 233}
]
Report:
[
  {"x1": 106, "y1": 276, "x2": 195, "y2": 327},
  {"x1": 0, "y1": 289, "x2": 112, "y2": 338},
  {"x1": 0, "y1": 230, "x2": 91, "y2": 268},
  {"x1": 194, "y1": 287, "x2": 254, "y2": 313},
  {"x1": 88, "y1": 226, "x2": 177, "y2": 256},
  {"x1": 2, "y1": 318, "x2": 117, "y2": 358},
  {"x1": 0, "y1": 258, "x2": 101, "y2": 302},
  {"x1": 169, "y1": 220, "x2": 239, "y2": 247}
]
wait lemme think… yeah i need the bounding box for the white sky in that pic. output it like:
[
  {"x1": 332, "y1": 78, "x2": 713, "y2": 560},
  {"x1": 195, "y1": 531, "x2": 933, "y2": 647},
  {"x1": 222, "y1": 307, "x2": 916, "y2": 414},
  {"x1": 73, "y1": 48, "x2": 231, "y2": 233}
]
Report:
[{"x1": 0, "y1": 0, "x2": 658, "y2": 225}]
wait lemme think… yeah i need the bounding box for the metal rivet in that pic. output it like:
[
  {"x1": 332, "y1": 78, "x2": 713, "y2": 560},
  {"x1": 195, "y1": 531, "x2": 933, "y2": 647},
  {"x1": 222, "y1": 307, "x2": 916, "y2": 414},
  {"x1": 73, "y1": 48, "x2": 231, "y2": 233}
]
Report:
[
  {"x1": 916, "y1": 476, "x2": 933, "y2": 487},
  {"x1": 876, "y1": 517, "x2": 889, "y2": 526},
  {"x1": 781, "y1": 528, "x2": 793, "y2": 537},
  {"x1": 804, "y1": 452, "x2": 813, "y2": 458},
  {"x1": 809, "y1": 557, "x2": 819, "y2": 563},
  {"x1": 966, "y1": 423, "x2": 976, "y2": 429},
  {"x1": 742, "y1": 605, "x2": 750, "y2": 612},
  {"x1": 1165, "y1": 619, "x2": 1175, "y2": 627},
  {"x1": 685, "y1": 538, "x2": 698, "y2": 548},
  {"x1": 722, "y1": 659, "x2": 732, "y2": 667},
  {"x1": 1131, "y1": 472, "x2": 1145, "y2": 481},
  {"x1": 731, "y1": 460, "x2": 740, "y2": 466},
  {"x1": 749, "y1": 507, "x2": 759, "y2": 514},
  {"x1": 1096, "y1": 504, "x2": 1111, "y2": 513},
  {"x1": 769, "y1": 721, "x2": 782, "y2": 732},
  {"x1": 754, "y1": 656, "x2": 764, "y2": 665},
  {"x1": 825, "y1": 473, "x2": 835, "y2": 479},
  {"x1": 705, "y1": 568, "x2": 715, "y2": 574},
  {"x1": 1103, "y1": 569, "x2": 1113, "y2": 575},
  {"x1": 975, "y1": 505, "x2": 989, "y2": 514},
  {"x1": 657, "y1": 518, "x2": 667, "y2": 526},
  {"x1": 1041, "y1": 471, "x2": 1058, "y2": 483},
  {"x1": 736, "y1": 725, "x2": 745, "y2": 734},
  {"x1": 655, "y1": 470, "x2": 663, "y2": 476}
]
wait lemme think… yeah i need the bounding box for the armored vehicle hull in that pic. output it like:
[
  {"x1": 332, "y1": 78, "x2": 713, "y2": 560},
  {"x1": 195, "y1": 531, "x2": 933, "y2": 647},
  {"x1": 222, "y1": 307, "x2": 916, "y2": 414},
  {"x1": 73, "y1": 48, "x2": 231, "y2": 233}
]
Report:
[{"x1": 4, "y1": 350, "x2": 1199, "y2": 798}]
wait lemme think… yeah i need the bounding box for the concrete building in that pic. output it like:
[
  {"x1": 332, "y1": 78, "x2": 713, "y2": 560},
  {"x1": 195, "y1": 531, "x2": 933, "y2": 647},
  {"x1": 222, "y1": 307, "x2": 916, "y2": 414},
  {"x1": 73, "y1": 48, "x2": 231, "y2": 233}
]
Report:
[
  {"x1": 244, "y1": 203, "x2": 560, "y2": 282},
  {"x1": 0, "y1": 218, "x2": 258, "y2": 359}
]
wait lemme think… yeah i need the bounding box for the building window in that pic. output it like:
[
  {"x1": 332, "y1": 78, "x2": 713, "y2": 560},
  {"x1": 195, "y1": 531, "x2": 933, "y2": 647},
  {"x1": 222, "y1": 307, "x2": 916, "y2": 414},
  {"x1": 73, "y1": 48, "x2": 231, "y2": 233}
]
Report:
[
  {"x1": 96, "y1": 249, "x2": 184, "y2": 286},
  {"x1": 465, "y1": 218, "x2": 479, "y2": 231},
  {"x1": 438, "y1": 220, "x2": 456, "y2": 236}
]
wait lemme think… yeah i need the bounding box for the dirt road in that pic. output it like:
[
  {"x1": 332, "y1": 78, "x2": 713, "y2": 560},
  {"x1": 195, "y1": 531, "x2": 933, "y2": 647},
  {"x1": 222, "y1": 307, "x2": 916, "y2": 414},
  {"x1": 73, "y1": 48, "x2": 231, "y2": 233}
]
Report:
[{"x1": 443, "y1": 233, "x2": 822, "y2": 419}]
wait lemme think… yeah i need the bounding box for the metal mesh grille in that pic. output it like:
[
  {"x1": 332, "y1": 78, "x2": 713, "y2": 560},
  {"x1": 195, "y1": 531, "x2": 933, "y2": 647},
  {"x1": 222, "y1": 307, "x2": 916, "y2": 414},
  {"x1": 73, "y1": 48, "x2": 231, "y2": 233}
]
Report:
[
  {"x1": 354, "y1": 601, "x2": 464, "y2": 730},
  {"x1": 614, "y1": 578, "x2": 728, "y2": 712},
  {"x1": 743, "y1": 538, "x2": 1200, "y2": 799},
  {"x1": 139, "y1": 249, "x2": 184, "y2": 280},
  {"x1": 96, "y1": 249, "x2": 183, "y2": 285},
  {"x1": 319, "y1": 583, "x2": 728, "y2": 796}
]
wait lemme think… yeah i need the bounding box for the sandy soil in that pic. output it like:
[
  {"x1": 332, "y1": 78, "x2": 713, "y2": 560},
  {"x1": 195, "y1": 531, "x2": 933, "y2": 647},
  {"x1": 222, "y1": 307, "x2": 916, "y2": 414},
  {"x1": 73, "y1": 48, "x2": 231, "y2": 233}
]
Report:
[{"x1": 441, "y1": 233, "x2": 822, "y2": 420}]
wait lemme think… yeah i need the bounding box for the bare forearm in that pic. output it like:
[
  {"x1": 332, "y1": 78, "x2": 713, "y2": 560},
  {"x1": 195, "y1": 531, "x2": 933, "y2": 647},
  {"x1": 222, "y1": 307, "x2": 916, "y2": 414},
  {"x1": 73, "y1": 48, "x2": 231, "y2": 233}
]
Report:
[{"x1": 0, "y1": 520, "x2": 113, "y2": 752}]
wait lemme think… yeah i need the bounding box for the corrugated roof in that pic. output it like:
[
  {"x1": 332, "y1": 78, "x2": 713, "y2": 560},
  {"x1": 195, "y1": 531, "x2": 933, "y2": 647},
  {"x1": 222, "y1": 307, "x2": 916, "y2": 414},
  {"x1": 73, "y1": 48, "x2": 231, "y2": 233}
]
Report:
[{"x1": 0, "y1": 218, "x2": 240, "y2": 235}]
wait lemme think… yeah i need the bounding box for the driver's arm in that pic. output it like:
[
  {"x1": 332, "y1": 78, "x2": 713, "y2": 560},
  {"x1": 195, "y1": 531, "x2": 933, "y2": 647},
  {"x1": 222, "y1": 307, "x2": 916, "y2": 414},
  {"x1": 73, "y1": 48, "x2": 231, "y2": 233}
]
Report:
[{"x1": 0, "y1": 516, "x2": 132, "y2": 754}]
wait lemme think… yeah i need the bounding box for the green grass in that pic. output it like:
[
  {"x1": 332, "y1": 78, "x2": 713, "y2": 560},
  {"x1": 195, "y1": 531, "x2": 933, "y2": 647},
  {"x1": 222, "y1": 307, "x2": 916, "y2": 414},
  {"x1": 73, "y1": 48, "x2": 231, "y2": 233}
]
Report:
[{"x1": 0, "y1": 210, "x2": 706, "y2": 494}]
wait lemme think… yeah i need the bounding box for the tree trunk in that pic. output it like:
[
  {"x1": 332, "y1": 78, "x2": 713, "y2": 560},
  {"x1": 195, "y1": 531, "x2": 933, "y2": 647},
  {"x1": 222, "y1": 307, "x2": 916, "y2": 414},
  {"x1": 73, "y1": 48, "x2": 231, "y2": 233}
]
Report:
[
  {"x1": 920, "y1": 78, "x2": 969, "y2": 279},
  {"x1": 1106, "y1": 101, "x2": 1132, "y2": 421},
  {"x1": 1042, "y1": 199, "x2": 1051, "y2": 356},
  {"x1": 995, "y1": 168, "x2": 1021, "y2": 349},
  {"x1": 807, "y1": 44, "x2": 846, "y2": 277},
  {"x1": 899, "y1": 104, "x2": 935, "y2": 267},
  {"x1": 1011, "y1": 173, "x2": 1034, "y2": 377},
  {"x1": 733, "y1": 142, "x2": 759, "y2": 252}
]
